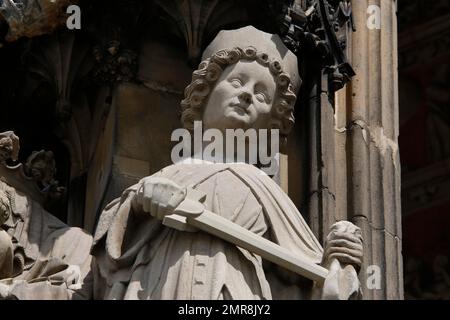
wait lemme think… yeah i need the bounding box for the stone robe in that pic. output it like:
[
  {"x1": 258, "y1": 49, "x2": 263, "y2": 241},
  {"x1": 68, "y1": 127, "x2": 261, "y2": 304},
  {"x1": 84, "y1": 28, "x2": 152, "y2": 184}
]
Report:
[
  {"x1": 0, "y1": 181, "x2": 93, "y2": 300},
  {"x1": 92, "y1": 162, "x2": 330, "y2": 300}
]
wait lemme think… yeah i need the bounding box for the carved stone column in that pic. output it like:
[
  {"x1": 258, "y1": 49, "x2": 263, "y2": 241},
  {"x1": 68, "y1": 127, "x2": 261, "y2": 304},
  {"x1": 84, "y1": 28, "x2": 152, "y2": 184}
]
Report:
[
  {"x1": 343, "y1": 0, "x2": 403, "y2": 299},
  {"x1": 303, "y1": 0, "x2": 402, "y2": 300}
]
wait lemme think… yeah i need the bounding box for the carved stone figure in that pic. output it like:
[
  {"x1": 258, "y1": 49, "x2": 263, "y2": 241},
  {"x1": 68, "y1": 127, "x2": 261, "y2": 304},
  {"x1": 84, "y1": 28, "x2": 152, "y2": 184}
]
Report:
[
  {"x1": 91, "y1": 26, "x2": 363, "y2": 300},
  {"x1": 0, "y1": 131, "x2": 19, "y2": 164},
  {"x1": 0, "y1": 132, "x2": 92, "y2": 300}
]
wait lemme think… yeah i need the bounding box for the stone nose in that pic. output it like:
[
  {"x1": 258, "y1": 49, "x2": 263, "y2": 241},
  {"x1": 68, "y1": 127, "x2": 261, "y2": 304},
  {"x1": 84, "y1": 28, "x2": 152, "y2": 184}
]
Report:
[{"x1": 238, "y1": 90, "x2": 252, "y2": 106}]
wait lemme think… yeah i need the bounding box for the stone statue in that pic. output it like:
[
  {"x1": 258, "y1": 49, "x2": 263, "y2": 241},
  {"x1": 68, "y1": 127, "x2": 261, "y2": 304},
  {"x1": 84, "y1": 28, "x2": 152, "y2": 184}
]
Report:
[
  {"x1": 0, "y1": 131, "x2": 92, "y2": 300},
  {"x1": 91, "y1": 26, "x2": 363, "y2": 300}
]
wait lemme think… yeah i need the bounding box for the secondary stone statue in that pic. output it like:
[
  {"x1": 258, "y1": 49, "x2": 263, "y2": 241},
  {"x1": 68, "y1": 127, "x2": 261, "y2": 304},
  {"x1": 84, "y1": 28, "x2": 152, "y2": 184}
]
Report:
[
  {"x1": 91, "y1": 26, "x2": 364, "y2": 300},
  {"x1": 0, "y1": 131, "x2": 92, "y2": 300}
]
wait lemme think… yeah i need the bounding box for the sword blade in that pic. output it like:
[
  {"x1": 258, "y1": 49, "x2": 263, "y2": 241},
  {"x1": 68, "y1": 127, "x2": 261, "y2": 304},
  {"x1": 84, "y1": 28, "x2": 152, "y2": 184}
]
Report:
[{"x1": 164, "y1": 197, "x2": 328, "y2": 283}]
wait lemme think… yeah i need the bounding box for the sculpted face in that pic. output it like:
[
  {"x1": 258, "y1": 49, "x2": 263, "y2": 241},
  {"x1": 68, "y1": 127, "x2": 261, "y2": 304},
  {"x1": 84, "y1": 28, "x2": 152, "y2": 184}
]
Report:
[{"x1": 202, "y1": 60, "x2": 276, "y2": 132}]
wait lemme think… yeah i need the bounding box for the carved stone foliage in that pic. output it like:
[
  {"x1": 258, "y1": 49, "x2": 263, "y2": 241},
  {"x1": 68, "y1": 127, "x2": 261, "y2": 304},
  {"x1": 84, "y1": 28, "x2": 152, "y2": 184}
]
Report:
[
  {"x1": 0, "y1": 0, "x2": 78, "y2": 42},
  {"x1": 277, "y1": 0, "x2": 355, "y2": 92}
]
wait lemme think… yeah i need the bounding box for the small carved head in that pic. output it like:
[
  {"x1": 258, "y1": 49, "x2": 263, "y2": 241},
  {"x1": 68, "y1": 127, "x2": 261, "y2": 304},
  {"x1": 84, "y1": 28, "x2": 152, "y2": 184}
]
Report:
[
  {"x1": 24, "y1": 150, "x2": 56, "y2": 185},
  {"x1": 0, "y1": 138, "x2": 13, "y2": 163},
  {"x1": 0, "y1": 132, "x2": 19, "y2": 164}
]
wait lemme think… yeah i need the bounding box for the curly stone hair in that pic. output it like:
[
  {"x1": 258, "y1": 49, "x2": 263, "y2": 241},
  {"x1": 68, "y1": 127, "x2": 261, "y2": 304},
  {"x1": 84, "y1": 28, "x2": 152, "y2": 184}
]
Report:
[
  {"x1": 180, "y1": 46, "x2": 298, "y2": 142},
  {"x1": 0, "y1": 183, "x2": 13, "y2": 226}
]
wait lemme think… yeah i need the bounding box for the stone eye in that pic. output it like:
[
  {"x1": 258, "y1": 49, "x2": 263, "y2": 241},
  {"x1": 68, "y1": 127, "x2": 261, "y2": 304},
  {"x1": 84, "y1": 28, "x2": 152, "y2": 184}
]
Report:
[
  {"x1": 255, "y1": 93, "x2": 266, "y2": 103},
  {"x1": 230, "y1": 79, "x2": 242, "y2": 88}
]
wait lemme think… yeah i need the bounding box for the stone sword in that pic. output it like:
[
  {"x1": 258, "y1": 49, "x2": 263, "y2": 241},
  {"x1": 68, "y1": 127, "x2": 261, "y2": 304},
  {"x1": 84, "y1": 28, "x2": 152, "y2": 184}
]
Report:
[{"x1": 162, "y1": 188, "x2": 329, "y2": 284}]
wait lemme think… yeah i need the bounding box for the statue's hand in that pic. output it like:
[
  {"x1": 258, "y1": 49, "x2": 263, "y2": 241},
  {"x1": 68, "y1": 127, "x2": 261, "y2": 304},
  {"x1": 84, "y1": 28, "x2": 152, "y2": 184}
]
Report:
[
  {"x1": 132, "y1": 177, "x2": 187, "y2": 220},
  {"x1": 322, "y1": 221, "x2": 363, "y2": 272}
]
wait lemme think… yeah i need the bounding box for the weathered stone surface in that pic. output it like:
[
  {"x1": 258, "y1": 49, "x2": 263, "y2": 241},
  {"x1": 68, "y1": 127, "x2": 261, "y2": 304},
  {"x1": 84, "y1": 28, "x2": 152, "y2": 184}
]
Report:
[
  {"x1": 345, "y1": 0, "x2": 403, "y2": 300},
  {"x1": 304, "y1": 0, "x2": 402, "y2": 300},
  {"x1": 0, "y1": 132, "x2": 92, "y2": 300},
  {"x1": 352, "y1": 215, "x2": 403, "y2": 299},
  {"x1": 0, "y1": 0, "x2": 404, "y2": 301}
]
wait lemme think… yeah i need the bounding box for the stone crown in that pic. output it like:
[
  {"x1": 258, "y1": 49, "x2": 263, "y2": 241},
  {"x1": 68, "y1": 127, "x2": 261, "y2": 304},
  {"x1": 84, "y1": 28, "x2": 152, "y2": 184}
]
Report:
[{"x1": 202, "y1": 25, "x2": 301, "y2": 94}]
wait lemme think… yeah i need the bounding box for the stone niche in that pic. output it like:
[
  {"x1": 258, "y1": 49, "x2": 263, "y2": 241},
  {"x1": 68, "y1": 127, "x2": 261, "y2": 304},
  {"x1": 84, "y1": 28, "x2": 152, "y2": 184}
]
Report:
[
  {"x1": 84, "y1": 37, "x2": 193, "y2": 232},
  {"x1": 82, "y1": 34, "x2": 310, "y2": 231}
]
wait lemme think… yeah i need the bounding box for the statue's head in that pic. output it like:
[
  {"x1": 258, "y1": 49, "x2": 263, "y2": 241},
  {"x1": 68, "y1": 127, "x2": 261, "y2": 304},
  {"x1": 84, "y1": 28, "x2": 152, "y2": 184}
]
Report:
[
  {"x1": 24, "y1": 150, "x2": 56, "y2": 185},
  {"x1": 0, "y1": 131, "x2": 19, "y2": 163},
  {"x1": 181, "y1": 26, "x2": 301, "y2": 144}
]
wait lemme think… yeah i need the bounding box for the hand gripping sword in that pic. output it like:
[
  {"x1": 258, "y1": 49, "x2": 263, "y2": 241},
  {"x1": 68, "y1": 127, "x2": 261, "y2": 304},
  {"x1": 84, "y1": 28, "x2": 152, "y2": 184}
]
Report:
[{"x1": 162, "y1": 188, "x2": 329, "y2": 283}]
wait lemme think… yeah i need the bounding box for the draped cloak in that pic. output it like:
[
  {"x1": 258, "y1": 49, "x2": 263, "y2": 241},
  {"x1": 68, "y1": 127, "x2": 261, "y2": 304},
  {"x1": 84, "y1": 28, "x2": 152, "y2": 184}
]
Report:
[
  {"x1": 0, "y1": 181, "x2": 93, "y2": 300},
  {"x1": 92, "y1": 161, "x2": 327, "y2": 300}
]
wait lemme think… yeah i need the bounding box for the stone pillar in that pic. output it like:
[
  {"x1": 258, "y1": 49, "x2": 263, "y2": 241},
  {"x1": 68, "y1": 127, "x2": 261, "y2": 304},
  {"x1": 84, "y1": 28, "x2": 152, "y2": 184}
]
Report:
[
  {"x1": 343, "y1": 0, "x2": 403, "y2": 299},
  {"x1": 304, "y1": 0, "x2": 403, "y2": 300},
  {"x1": 304, "y1": 71, "x2": 339, "y2": 243}
]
